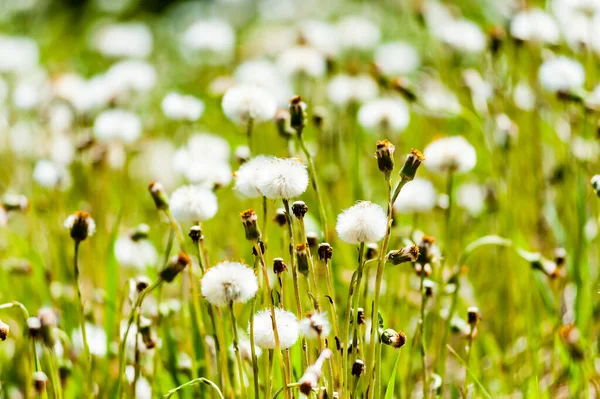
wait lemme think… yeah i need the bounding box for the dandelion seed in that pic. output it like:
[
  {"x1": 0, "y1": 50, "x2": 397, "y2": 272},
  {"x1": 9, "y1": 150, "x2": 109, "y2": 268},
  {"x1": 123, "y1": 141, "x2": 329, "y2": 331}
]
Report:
[
  {"x1": 300, "y1": 312, "x2": 331, "y2": 339},
  {"x1": 255, "y1": 157, "x2": 309, "y2": 199},
  {"x1": 201, "y1": 261, "x2": 258, "y2": 307},
  {"x1": 336, "y1": 201, "x2": 387, "y2": 244},
  {"x1": 169, "y1": 185, "x2": 218, "y2": 223},
  {"x1": 538, "y1": 56, "x2": 584, "y2": 93},
  {"x1": 250, "y1": 308, "x2": 299, "y2": 349}
]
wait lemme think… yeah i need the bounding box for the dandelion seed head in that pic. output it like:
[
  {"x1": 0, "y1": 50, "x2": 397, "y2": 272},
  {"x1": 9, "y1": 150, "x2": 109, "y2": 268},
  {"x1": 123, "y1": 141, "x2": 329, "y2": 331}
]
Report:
[
  {"x1": 374, "y1": 41, "x2": 420, "y2": 75},
  {"x1": 299, "y1": 312, "x2": 331, "y2": 339},
  {"x1": 250, "y1": 308, "x2": 299, "y2": 349},
  {"x1": 327, "y1": 74, "x2": 378, "y2": 107},
  {"x1": 169, "y1": 185, "x2": 218, "y2": 223},
  {"x1": 234, "y1": 155, "x2": 274, "y2": 198},
  {"x1": 222, "y1": 84, "x2": 277, "y2": 124},
  {"x1": 64, "y1": 211, "x2": 96, "y2": 241},
  {"x1": 357, "y1": 98, "x2": 410, "y2": 133},
  {"x1": 255, "y1": 157, "x2": 309, "y2": 199},
  {"x1": 538, "y1": 56, "x2": 585, "y2": 93},
  {"x1": 336, "y1": 201, "x2": 387, "y2": 244},
  {"x1": 393, "y1": 178, "x2": 437, "y2": 214},
  {"x1": 201, "y1": 261, "x2": 258, "y2": 307},
  {"x1": 93, "y1": 22, "x2": 153, "y2": 59},
  {"x1": 510, "y1": 9, "x2": 559, "y2": 44},
  {"x1": 161, "y1": 92, "x2": 205, "y2": 122},
  {"x1": 336, "y1": 16, "x2": 381, "y2": 51},
  {"x1": 277, "y1": 46, "x2": 326, "y2": 78},
  {"x1": 93, "y1": 109, "x2": 142, "y2": 144},
  {"x1": 423, "y1": 136, "x2": 477, "y2": 174}
]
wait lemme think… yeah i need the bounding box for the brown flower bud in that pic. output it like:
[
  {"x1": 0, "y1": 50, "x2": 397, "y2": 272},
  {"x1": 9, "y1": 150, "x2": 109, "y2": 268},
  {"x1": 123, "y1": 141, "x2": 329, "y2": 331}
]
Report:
[
  {"x1": 289, "y1": 95, "x2": 307, "y2": 133},
  {"x1": 274, "y1": 208, "x2": 287, "y2": 226},
  {"x1": 160, "y1": 252, "x2": 190, "y2": 283},
  {"x1": 375, "y1": 140, "x2": 395, "y2": 175},
  {"x1": 188, "y1": 225, "x2": 203, "y2": 243},
  {"x1": 365, "y1": 243, "x2": 379, "y2": 261},
  {"x1": 306, "y1": 232, "x2": 319, "y2": 248},
  {"x1": 136, "y1": 276, "x2": 151, "y2": 292},
  {"x1": 351, "y1": 359, "x2": 365, "y2": 377},
  {"x1": 240, "y1": 209, "x2": 261, "y2": 241},
  {"x1": 317, "y1": 243, "x2": 333, "y2": 261},
  {"x1": 273, "y1": 258, "x2": 288, "y2": 274},
  {"x1": 400, "y1": 149, "x2": 424, "y2": 181},
  {"x1": 387, "y1": 245, "x2": 419, "y2": 265},
  {"x1": 148, "y1": 181, "x2": 169, "y2": 210},
  {"x1": 292, "y1": 201, "x2": 309, "y2": 219},
  {"x1": 296, "y1": 244, "x2": 310, "y2": 275}
]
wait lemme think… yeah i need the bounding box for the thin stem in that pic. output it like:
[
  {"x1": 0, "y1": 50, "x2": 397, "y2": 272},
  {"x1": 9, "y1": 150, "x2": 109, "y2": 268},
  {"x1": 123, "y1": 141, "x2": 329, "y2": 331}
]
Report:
[
  {"x1": 322, "y1": 258, "x2": 341, "y2": 389},
  {"x1": 419, "y1": 272, "x2": 428, "y2": 399},
  {"x1": 249, "y1": 294, "x2": 259, "y2": 399},
  {"x1": 298, "y1": 217, "x2": 321, "y2": 311},
  {"x1": 164, "y1": 377, "x2": 225, "y2": 399},
  {"x1": 73, "y1": 240, "x2": 91, "y2": 393},
  {"x1": 229, "y1": 301, "x2": 246, "y2": 393},
  {"x1": 463, "y1": 327, "x2": 474, "y2": 397},
  {"x1": 48, "y1": 348, "x2": 63, "y2": 399},
  {"x1": 247, "y1": 118, "x2": 255, "y2": 153},
  {"x1": 0, "y1": 302, "x2": 33, "y2": 396}
]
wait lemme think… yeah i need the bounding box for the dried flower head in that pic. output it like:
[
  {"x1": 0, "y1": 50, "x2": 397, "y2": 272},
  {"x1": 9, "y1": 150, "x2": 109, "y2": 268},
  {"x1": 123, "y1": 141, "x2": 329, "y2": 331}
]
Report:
[
  {"x1": 318, "y1": 243, "x2": 333, "y2": 261},
  {"x1": 387, "y1": 245, "x2": 419, "y2": 265},
  {"x1": 336, "y1": 201, "x2": 387, "y2": 244},
  {"x1": 375, "y1": 140, "x2": 395, "y2": 175},
  {"x1": 201, "y1": 261, "x2": 258, "y2": 307},
  {"x1": 64, "y1": 211, "x2": 96, "y2": 241},
  {"x1": 273, "y1": 258, "x2": 288, "y2": 274},
  {"x1": 351, "y1": 359, "x2": 365, "y2": 377},
  {"x1": 160, "y1": 252, "x2": 190, "y2": 283},
  {"x1": 240, "y1": 209, "x2": 261, "y2": 241},
  {"x1": 300, "y1": 312, "x2": 331, "y2": 339},
  {"x1": 400, "y1": 149, "x2": 425, "y2": 181},
  {"x1": 250, "y1": 308, "x2": 299, "y2": 349},
  {"x1": 381, "y1": 328, "x2": 407, "y2": 348},
  {"x1": 292, "y1": 201, "x2": 309, "y2": 219},
  {"x1": 148, "y1": 181, "x2": 169, "y2": 210}
]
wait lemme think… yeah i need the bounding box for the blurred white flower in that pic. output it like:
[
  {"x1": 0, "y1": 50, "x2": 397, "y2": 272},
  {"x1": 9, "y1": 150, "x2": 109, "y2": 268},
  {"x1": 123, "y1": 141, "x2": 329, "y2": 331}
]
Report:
[
  {"x1": 13, "y1": 69, "x2": 50, "y2": 111},
  {"x1": 0, "y1": 35, "x2": 38, "y2": 73},
  {"x1": 170, "y1": 185, "x2": 218, "y2": 223},
  {"x1": 114, "y1": 236, "x2": 158, "y2": 270},
  {"x1": 393, "y1": 178, "x2": 437, "y2": 214},
  {"x1": 161, "y1": 92, "x2": 205, "y2": 122},
  {"x1": 182, "y1": 19, "x2": 235, "y2": 61},
  {"x1": 172, "y1": 133, "x2": 232, "y2": 188},
  {"x1": 423, "y1": 136, "x2": 477, "y2": 174},
  {"x1": 277, "y1": 46, "x2": 326, "y2": 78},
  {"x1": 48, "y1": 103, "x2": 75, "y2": 134},
  {"x1": 510, "y1": 9, "x2": 560, "y2": 44},
  {"x1": 457, "y1": 183, "x2": 486, "y2": 216},
  {"x1": 336, "y1": 201, "x2": 387, "y2": 244},
  {"x1": 357, "y1": 98, "x2": 410, "y2": 133},
  {"x1": 436, "y1": 19, "x2": 486, "y2": 54},
  {"x1": 513, "y1": 81, "x2": 536, "y2": 111},
  {"x1": 72, "y1": 323, "x2": 106, "y2": 357},
  {"x1": 50, "y1": 134, "x2": 75, "y2": 166},
  {"x1": 228, "y1": 332, "x2": 262, "y2": 362},
  {"x1": 298, "y1": 349, "x2": 332, "y2": 394},
  {"x1": 299, "y1": 312, "x2": 331, "y2": 339},
  {"x1": 64, "y1": 211, "x2": 96, "y2": 239},
  {"x1": 105, "y1": 60, "x2": 157, "y2": 96},
  {"x1": 538, "y1": 56, "x2": 584, "y2": 92},
  {"x1": 255, "y1": 157, "x2": 309, "y2": 199},
  {"x1": 93, "y1": 22, "x2": 153, "y2": 58},
  {"x1": 53, "y1": 73, "x2": 113, "y2": 113},
  {"x1": 327, "y1": 74, "x2": 378, "y2": 107},
  {"x1": 250, "y1": 308, "x2": 299, "y2": 349},
  {"x1": 33, "y1": 160, "x2": 64, "y2": 188},
  {"x1": 422, "y1": 80, "x2": 462, "y2": 115},
  {"x1": 222, "y1": 84, "x2": 277, "y2": 124},
  {"x1": 572, "y1": 136, "x2": 599, "y2": 161},
  {"x1": 336, "y1": 16, "x2": 381, "y2": 51},
  {"x1": 374, "y1": 41, "x2": 420, "y2": 75},
  {"x1": 463, "y1": 69, "x2": 493, "y2": 113},
  {"x1": 201, "y1": 261, "x2": 258, "y2": 307},
  {"x1": 9, "y1": 121, "x2": 41, "y2": 158},
  {"x1": 234, "y1": 155, "x2": 273, "y2": 198},
  {"x1": 93, "y1": 109, "x2": 142, "y2": 144},
  {"x1": 298, "y1": 20, "x2": 340, "y2": 56},
  {"x1": 234, "y1": 59, "x2": 292, "y2": 105}
]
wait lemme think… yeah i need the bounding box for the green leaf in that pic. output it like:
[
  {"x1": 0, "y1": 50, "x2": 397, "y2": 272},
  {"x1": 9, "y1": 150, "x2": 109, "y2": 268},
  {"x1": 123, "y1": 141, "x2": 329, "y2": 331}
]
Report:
[{"x1": 384, "y1": 350, "x2": 401, "y2": 399}]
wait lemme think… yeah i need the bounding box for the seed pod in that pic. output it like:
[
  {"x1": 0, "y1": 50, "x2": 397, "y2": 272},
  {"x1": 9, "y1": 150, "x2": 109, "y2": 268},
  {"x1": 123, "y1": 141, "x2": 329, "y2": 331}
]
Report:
[
  {"x1": 351, "y1": 359, "x2": 365, "y2": 377},
  {"x1": 273, "y1": 208, "x2": 287, "y2": 226},
  {"x1": 273, "y1": 258, "x2": 288, "y2": 274}
]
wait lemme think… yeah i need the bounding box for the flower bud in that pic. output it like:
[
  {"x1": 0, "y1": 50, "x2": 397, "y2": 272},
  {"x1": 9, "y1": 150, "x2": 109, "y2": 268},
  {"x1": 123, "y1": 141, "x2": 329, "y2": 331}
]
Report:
[
  {"x1": 136, "y1": 276, "x2": 151, "y2": 292},
  {"x1": 365, "y1": 243, "x2": 379, "y2": 261},
  {"x1": 64, "y1": 211, "x2": 95, "y2": 242},
  {"x1": 416, "y1": 235, "x2": 436, "y2": 265},
  {"x1": 148, "y1": 181, "x2": 169, "y2": 210},
  {"x1": 400, "y1": 149, "x2": 425, "y2": 181},
  {"x1": 273, "y1": 258, "x2": 288, "y2": 274},
  {"x1": 387, "y1": 245, "x2": 419, "y2": 265},
  {"x1": 423, "y1": 280, "x2": 434, "y2": 297},
  {"x1": 130, "y1": 224, "x2": 150, "y2": 241},
  {"x1": 33, "y1": 371, "x2": 48, "y2": 394},
  {"x1": 27, "y1": 317, "x2": 41, "y2": 339},
  {"x1": 139, "y1": 316, "x2": 156, "y2": 349},
  {"x1": 296, "y1": 244, "x2": 310, "y2": 276},
  {"x1": 160, "y1": 252, "x2": 190, "y2": 283},
  {"x1": 591, "y1": 175, "x2": 600, "y2": 197},
  {"x1": 306, "y1": 232, "x2": 319, "y2": 248},
  {"x1": 274, "y1": 208, "x2": 287, "y2": 226},
  {"x1": 289, "y1": 95, "x2": 307, "y2": 133},
  {"x1": 275, "y1": 109, "x2": 294, "y2": 139},
  {"x1": 356, "y1": 308, "x2": 365, "y2": 325},
  {"x1": 188, "y1": 225, "x2": 203, "y2": 243},
  {"x1": 292, "y1": 201, "x2": 309, "y2": 219},
  {"x1": 240, "y1": 209, "x2": 261, "y2": 241},
  {"x1": 318, "y1": 243, "x2": 333, "y2": 261},
  {"x1": 467, "y1": 306, "x2": 480, "y2": 326},
  {"x1": 0, "y1": 320, "x2": 9, "y2": 341},
  {"x1": 381, "y1": 328, "x2": 407, "y2": 348},
  {"x1": 38, "y1": 308, "x2": 58, "y2": 347},
  {"x1": 351, "y1": 359, "x2": 365, "y2": 377},
  {"x1": 375, "y1": 140, "x2": 395, "y2": 175}
]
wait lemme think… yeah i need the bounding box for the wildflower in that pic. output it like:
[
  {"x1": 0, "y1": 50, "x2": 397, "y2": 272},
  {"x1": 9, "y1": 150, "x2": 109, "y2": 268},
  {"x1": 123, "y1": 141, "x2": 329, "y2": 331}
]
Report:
[
  {"x1": 387, "y1": 245, "x2": 419, "y2": 265},
  {"x1": 33, "y1": 160, "x2": 64, "y2": 188},
  {"x1": 357, "y1": 98, "x2": 410, "y2": 133},
  {"x1": 222, "y1": 84, "x2": 277, "y2": 125},
  {"x1": 327, "y1": 74, "x2": 378, "y2": 107},
  {"x1": 436, "y1": 19, "x2": 486, "y2": 54},
  {"x1": 336, "y1": 16, "x2": 381, "y2": 51},
  {"x1": 201, "y1": 261, "x2": 258, "y2": 307},
  {"x1": 336, "y1": 201, "x2": 387, "y2": 244},
  {"x1": 255, "y1": 157, "x2": 309, "y2": 199},
  {"x1": 93, "y1": 109, "x2": 142, "y2": 144},
  {"x1": 591, "y1": 175, "x2": 600, "y2": 197},
  {"x1": 234, "y1": 59, "x2": 292, "y2": 105},
  {"x1": 169, "y1": 185, "x2": 218, "y2": 223},
  {"x1": 423, "y1": 136, "x2": 476, "y2": 174},
  {"x1": 298, "y1": 349, "x2": 332, "y2": 395},
  {"x1": 93, "y1": 22, "x2": 153, "y2": 58},
  {"x1": 240, "y1": 209, "x2": 261, "y2": 241},
  {"x1": 114, "y1": 234, "x2": 158, "y2": 270},
  {"x1": 182, "y1": 19, "x2": 235, "y2": 60},
  {"x1": 374, "y1": 41, "x2": 420, "y2": 75},
  {"x1": 381, "y1": 328, "x2": 406, "y2": 348},
  {"x1": 64, "y1": 211, "x2": 96, "y2": 242},
  {"x1": 160, "y1": 252, "x2": 190, "y2": 283},
  {"x1": 277, "y1": 46, "x2": 326, "y2": 78},
  {"x1": 510, "y1": 9, "x2": 559, "y2": 44},
  {"x1": 250, "y1": 308, "x2": 299, "y2": 349},
  {"x1": 234, "y1": 156, "x2": 273, "y2": 198},
  {"x1": 538, "y1": 56, "x2": 584, "y2": 93},
  {"x1": 393, "y1": 178, "x2": 436, "y2": 214},
  {"x1": 161, "y1": 92, "x2": 205, "y2": 122},
  {"x1": 104, "y1": 60, "x2": 157, "y2": 95},
  {"x1": 300, "y1": 312, "x2": 331, "y2": 339}
]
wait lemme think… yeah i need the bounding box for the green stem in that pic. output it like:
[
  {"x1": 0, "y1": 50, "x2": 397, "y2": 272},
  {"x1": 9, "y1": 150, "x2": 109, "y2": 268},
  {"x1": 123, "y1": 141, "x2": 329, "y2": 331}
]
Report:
[
  {"x1": 229, "y1": 301, "x2": 246, "y2": 393},
  {"x1": 249, "y1": 294, "x2": 259, "y2": 399},
  {"x1": 247, "y1": 118, "x2": 255, "y2": 154},
  {"x1": 163, "y1": 377, "x2": 225, "y2": 399},
  {"x1": 73, "y1": 241, "x2": 91, "y2": 394},
  {"x1": 419, "y1": 272, "x2": 428, "y2": 399},
  {"x1": 0, "y1": 302, "x2": 33, "y2": 396},
  {"x1": 463, "y1": 327, "x2": 474, "y2": 397}
]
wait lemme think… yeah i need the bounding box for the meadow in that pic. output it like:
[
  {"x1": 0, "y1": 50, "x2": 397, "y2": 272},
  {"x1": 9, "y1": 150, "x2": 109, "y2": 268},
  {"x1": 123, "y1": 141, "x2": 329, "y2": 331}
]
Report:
[{"x1": 0, "y1": 0, "x2": 599, "y2": 398}]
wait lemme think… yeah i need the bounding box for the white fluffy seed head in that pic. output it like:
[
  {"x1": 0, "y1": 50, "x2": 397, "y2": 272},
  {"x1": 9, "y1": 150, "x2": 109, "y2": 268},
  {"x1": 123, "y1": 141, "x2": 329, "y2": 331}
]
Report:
[
  {"x1": 336, "y1": 201, "x2": 387, "y2": 244},
  {"x1": 374, "y1": 41, "x2": 420, "y2": 75},
  {"x1": 169, "y1": 185, "x2": 218, "y2": 223},
  {"x1": 299, "y1": 312, "x2": 331, "y2": 339},
  {"x1": 510, "y1": 9, "x2": 559, "y2": 44},
  {"x1": 161, "y1": 92, "x2": 205, "y2": 121},
  {"x1": 255, "y1": 157, "x2": 309, "y2": 199},
  {"x1": 201, "y1": 261, "x2": 258, "y2": 307},
  {"x1": 277, "y1": 46, "x2": 326, "y2": 78},
  {"x1": 234, "y1": 155, "x2": 274, "y2": 198},
  {"x1": 222, "y1": 84, "x2": 277, "y2": 124},
  {"x1": 229, "y1": 333, "x2": 262, "y2": 362},
  {"x1": 336, "y1": 16, "x2": 381, "y2": 51},
  {"x1": 114, "y1": 236, "x2": 158, "y2": 270},
  {"x1": 327, "y1": 74, "x2": 378, "y2": 107},
  {"x1": 436, "y1": 19, "x2": 486, "y2": 54},
  {"x1": 423, "y1": 136, "x2": 477, "y2": 174},
  {"x1": 538, "y1": 56, "x2": 585, "y2": 93},
  {"x1": 250, "y1": 308, "x2": 299, "y2": 349},
  {"x1": 393, "y1": 178, "x2": 437, "y2": 214},
  {"x1": 357, "y1": 98, "x2": 410, "y2": 133},
  {"x1": 93, "y1": 109, "x2": 142, "y2": 144},
  {"x1": 93, "y1": 22, "x2": 153, "y2": 59}
]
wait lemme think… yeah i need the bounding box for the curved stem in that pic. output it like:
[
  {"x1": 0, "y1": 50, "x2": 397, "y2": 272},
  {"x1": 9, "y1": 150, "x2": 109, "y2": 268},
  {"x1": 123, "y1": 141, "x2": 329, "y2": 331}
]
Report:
[{"x1": 164, "y1": 377, "x2": 225, "y2": 399}]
